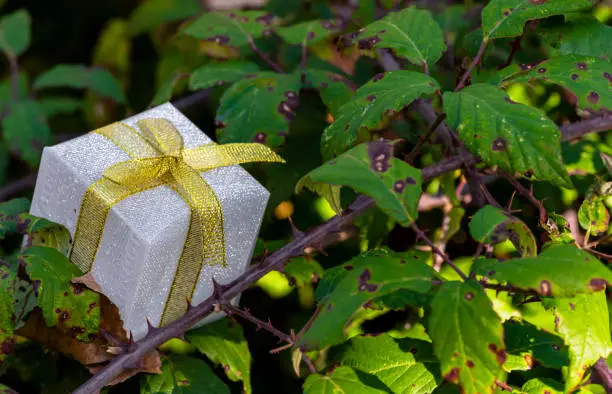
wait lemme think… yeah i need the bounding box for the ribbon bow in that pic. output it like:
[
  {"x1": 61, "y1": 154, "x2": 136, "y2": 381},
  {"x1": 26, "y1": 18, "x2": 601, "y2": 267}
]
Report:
[{"x1": 70, "y1": 118, "x2": 283, "y2": 325}]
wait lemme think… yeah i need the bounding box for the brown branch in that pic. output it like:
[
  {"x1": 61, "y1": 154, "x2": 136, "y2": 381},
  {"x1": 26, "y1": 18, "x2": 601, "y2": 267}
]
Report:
[
  {"x1": 562, "y1": 112, "x2": 612, "y2": 141},
  {"x1": 0, "y1": 173, "x2": 37, "y2": 202},
  {"x1": 502, "y1": 174, "x2": 548, "y2": 226},
  {"x1": 8, "y1": 55, "x2": 20, "y2": 101},
  {"x1": 455, "y1": 40, "x2": 488, "y2": 91},
  {"x1": 410, "y1": 222, "x2": 468, "y2": 280},
  {"x1": 595, "y1": 358, "x2": 612, "y2": 393},
  {"x1": 223, "y1": 304, "x2": 294, "y2": 346},
  {"x1": 249, "y1": 38, "x2": 284, "y2": 73},
  {"x1": 405, "y1": 113, "x2": 447, "y2": 163}
]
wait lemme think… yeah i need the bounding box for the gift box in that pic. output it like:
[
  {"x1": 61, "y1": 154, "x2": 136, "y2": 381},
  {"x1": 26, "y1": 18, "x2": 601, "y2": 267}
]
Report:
[{"x1": 29, "y1": 103, "x2": 282, "y2": 340}]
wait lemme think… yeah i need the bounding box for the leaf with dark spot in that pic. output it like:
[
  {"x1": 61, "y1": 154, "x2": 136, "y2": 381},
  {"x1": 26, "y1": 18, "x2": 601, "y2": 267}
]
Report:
[
  {"x1": 498, "y1": 55, "x2": 612, "y2": 110},
  {"x1": 21, "y1": 246, "x2": 100, "y2": 342},
  {"x1": 504, "y1": 320, "x2": 569, "y2": 370},
  {"x1": 303, "y1": 69, "x2": 355, "y2": 117},
  {"x1": 182, "y1": 11, "x2": 279, "y2": 49},
  {"x1": 472, "y1": 245, "x2": 612, "y2": 297},
  {"x1": 0, "y1": 264, "x2": 17, "y2": 365},
  {"x1": 430, "y1": 280, "x2": 505, "y2": 394},
  {"x1": 300, "y1": 141, "x2": 422, "y2": 227},
  {"x1": 277, "y1": 19, "x2": 344, "y2": 47},
  {"x1": 188, "y1": 61, "x2": 260, "y2": 90},
  {"x1": 444, "y1": 84, "x2": 571, "y2": 188},
  {"x1": 322, "y1": 70, "x2": 439, "y2": 160},
  {"x1": 578, "y1": 195, "x2": 610, "y2": 235},
  {"x1": 299, "y1": 251, "x2": 434, "y2": 350},
  {"x1": 345, "y1": 7, "x2": 446, "y2": 67},
  {"x1": 216, "y1": 72, "x2": 301, "y2": 147},
  {"x1": 281, "y1": 256, "x2": 324, "y2": 288}
]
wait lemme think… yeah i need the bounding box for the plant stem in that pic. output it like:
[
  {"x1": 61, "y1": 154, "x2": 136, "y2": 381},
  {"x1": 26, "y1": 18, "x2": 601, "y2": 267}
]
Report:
[
  {"x1": 594, "y1": 358, "x2": 612, "y2": 392},
  {"x1": 405, "y1": 113, "x2": 447, "y2": 163},
  {"x1": 502, "y1": 174, "x2": 548, "y2": 226},
  {"x1": 8, "y1": 55, "x2": 20, "y2": 101},
  {"x1": 455, "y1": 39, "x2": 488, "y2": 91},
  {"x1": 223, "y1": 304, "x2": 294, "y2": 345},
  {"x1": 249, "y1": 38, "x2": 285, "y2": 73},
  {"x1": 410, "y1": 222, "x2": 468, "y2": 280}
]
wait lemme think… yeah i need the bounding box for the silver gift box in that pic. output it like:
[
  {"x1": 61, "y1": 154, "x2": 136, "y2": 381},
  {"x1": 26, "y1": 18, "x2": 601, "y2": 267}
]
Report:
[{"x1": 29, "y1": 103, "x2": 269, "y2": 340}]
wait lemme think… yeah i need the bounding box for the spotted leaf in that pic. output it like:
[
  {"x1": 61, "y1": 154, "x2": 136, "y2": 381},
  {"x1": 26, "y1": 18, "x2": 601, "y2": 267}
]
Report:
[
  {"x1": 20, "y1": 246, "x2": 100, "y2": 342},
  {"x1": 504, "y1": 320, "x2": 569, "y2": 369},
  {"x1": 282, "y1": 256, "x2": 324, "y2": 288},
  {"x1": 303, "y1": 68, "x2": 355, "y2": 117},
  {"x1": 299, "y1": 251, "x2": 435, "y2": 350},
  {"x1": 182, "y1": 11, "x2": 278, "y2": 49},
  {"x1": 498, "y1": 55, "x2": 612, "y2": 111},
  {"x1": 578, "y1": 196, "x2": 610, "y2": 235},
  {"x1": 549, "y1": 292, "x2": 612, "y2": 391},
  {"x1": 141, "y1": 354, "x2": 230, "y2": 394},
  {"x1": 185, "y1": 318, "x2": 252, "y2": 393},
  {"x1": 444, "y1": 84, "x2": 572, "y2": 188},
  {"x1": 331, "y1": 334, "x2": 440, "y2": 394},
  {"x1": 429, "y1": 280, "x2": 506, "y2": 394},
  {"x1": 321, "y1": 71, "x2": 439, "y2": 160},
  {"x1": 302, "y1": 141, "x2": 422, "y2": 227},
  {"x1": 216, "y1": 71, "x2": 301, "y2": 146},
  {"x1": 471, "y1": 244, "x2": 612, "y2": 297},
  {"x1": 303, "y1": 366, "x2": 387, "y2": 394},
  {"x1": 277, "y1": 19, "x2": 345, "y2": 46},
  {"x1": 0, "y1": 198, "x2": 30, "y2": 239},
  {"x1": 0, "y1": 263, "x2": 16, "y2": 365},
  {"x1": 469, "y1": 205, "x2": 537, "y2": 256},
  {"x1": 346, "y1": 7, "x2": 446, "y2": 68},
  {"x1": 188, "y1": 61, "x2": 260, "y2": 90},
  {"x1": 482, "y1": 0, "x2": 593, "y2": 40}
]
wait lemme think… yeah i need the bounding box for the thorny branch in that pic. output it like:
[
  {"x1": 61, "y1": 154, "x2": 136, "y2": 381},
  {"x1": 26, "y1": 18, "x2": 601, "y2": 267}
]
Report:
[
  {"x1": 455, "y1": 39, "x2": 488, "y2": 91},
  {"x1": 410, "y1": 222, "x2": 469, "y2": 280}
]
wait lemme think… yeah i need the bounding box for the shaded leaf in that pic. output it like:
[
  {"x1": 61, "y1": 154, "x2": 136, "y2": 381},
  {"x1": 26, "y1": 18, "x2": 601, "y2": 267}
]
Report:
[
  {"x1": 151, "y1": 71, "x2": 184, "y2": 106},
  {"x1": 550, "y1": 292, "x2": 612, "y2": 391},
  {"x1": 278, "y1": 19, "x2": 344, "y2": 46},
  {"x1": 578, "y1": 196, "x2": 609, "y2": 235},
  {"x1": 504, "y1": 320, "x2": 568, "y2": 369},
  {"x1": 498, "y1": 55, "x2": 612, "y2": 110},
  {"x1": 141, "y1": 354, "x2": 230, "y2": 394},
  {"x1": 541, "y1": 16, "x2": 612, "y2": 61},
  {"x1": 471, "y1": 244, "x2": 612, "y2": 297},
  {"x1": 38, "y1": 97, "x2": 83, "y2": 118},
  {"x1": 321, "y1": 70, "x2": 439, "y2": 160},
  {"x1": 20, "y1": 246, "x2": 100, "y2": 342},
  {"x1": 522, "y1": 378, "x2": 564, "y2": 394},
  {"x1": 444, "y1": 84, "x2": 571, "y2": 188},
  {"x1": 0, "y1": 263, "x2": 16, "y2": 365},
  {"x1": 0, "y1": 9, "x2": 30, "y2": 57},
  {"x1": 185, "y1": 318, "x2": 251, "y2": 393},
  {"x1": 303, "y1": 68, "x2": 355, "y2": 117},
  {"x1": 2, "y1": 99, "x2": 51, "y2": 166},
  {"x1": 303, "y1": 366, "x2": 387, "y2": 394},
  {"x1": 347, "y1": 7, "x2": 446, "y2": 68},
  {"x1": 216, "y1": 71, "x2": 301, "y2": 146},
  {"x1": 481, "y1": 0, "x2": 593, "y2": 40},
  {"x1": 283, "y1": 257, "x2": 324, "y2": 288},
  {"x1": 128, "y1": 0, "x2": 200, "y2": 36},
  {"x1": 0, "y1": 198, "x2": 30, "y2": 238},
  {"x1": 434, "y1": 5, "x2": 471, "y2": 33},
  {"x1": 188, "y1": 61, "x2": 260, "y2": 90},
  {"x1": 303, "y1": 141, "x2": 422, "y2": 227},
  {"x1": 34, "y1": 64, "x2": 126, "y2": 103},
  {"x1": 333, "y1": 334, "x2": 440, "y2": 394},
  {"x1": 0, "y1": 384, "x2": 17, "y2": 394},
  {"x1": 468, "y1": 205, "x2": 537, "y2": 256},
  {"x1": 182, "y1": 11, "x2": 279, "y2": 49},
  {"x1": 429, "y1": 280, "x2": 505, "y2": 394}
]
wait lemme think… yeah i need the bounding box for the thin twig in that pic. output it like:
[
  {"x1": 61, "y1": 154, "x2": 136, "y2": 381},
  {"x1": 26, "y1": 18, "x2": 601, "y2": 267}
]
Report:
[
  {"x1": 594, "y1": 358, "x2": 612, "y2": 393},
  {"x1": 0, "y1": 173, "x2": 37, "y2": 202},
  {"x1": 405, "y1": 113, "x2": 447, "y2": 163},
  {"x1": 503, "y1": 174, "x2": 548, "y2": 226},
  {"x1": 249, "y1": 38, "x2": 285, "y2": 73},
  {"x1": 562, "y1": 112, "x2": 612, "y2": 141},
  {"x1": 497, "y1": 36, "x2": 522, "y2": 70},
  {"x1": 410, "y1": 222, "x2": 468, "y2": 280},
  {"x1": 223, "y1": 304, "x2": 294, "y2": 345},
  {"x1": 8, "y1": 55, "x2": 20, "y2": 101},
  {"x1": 455, "y1": 39, "x2": 488, "y2": 91},
  {"x1": 495, "y1": 379, "x2": 513, "y2": 392}
]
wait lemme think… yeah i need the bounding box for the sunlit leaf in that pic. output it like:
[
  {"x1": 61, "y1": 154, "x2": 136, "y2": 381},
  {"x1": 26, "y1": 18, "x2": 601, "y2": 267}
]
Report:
[
  {"x1": 303, "y1": 366, "x2": 387, "y2": 394},
  {"x1": 504, "y1": 320, "x2": 568, "y2": 369},
  {"x1": 578, "y1": 196, "x2": 610, "y2": 235},
  {"x1": 522, "y1": 378, "x2": 564, "y2": 394},
  {"x1": 283, "y1": 257, "x2": 324, "y2": 288}
]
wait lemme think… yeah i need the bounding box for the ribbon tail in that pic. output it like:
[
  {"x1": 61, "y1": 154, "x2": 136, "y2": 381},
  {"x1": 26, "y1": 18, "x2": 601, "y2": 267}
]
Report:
[{"x1": 182, "y1": 143, "x2": 285, "y2": 171}]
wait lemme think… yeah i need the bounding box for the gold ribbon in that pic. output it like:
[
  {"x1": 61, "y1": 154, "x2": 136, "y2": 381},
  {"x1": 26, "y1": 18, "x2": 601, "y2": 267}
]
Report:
[{"x1": 70, "y1": 118, "x2": 283, "y2": 326}]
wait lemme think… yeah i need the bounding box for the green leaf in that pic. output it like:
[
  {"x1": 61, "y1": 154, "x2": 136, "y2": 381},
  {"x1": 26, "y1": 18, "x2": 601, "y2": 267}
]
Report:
[
  {"x1": 499, "y1": 55, "x2": 612, "y2": 111},
  {"x1": 0, "y1": 73, "x2": 29, "y2": 113},
  {"x1": 303, "y1": 366, "x2": 387, "y2": 394},
  {"x1": 541, "y1": 16, "x2": 612, "y2": 61},
  {"x1": 0, "y1": 198, "x2": 30, "y2": 238},
  {"x1": 429, "y1": 280, "x2": 505, "y2": 394},
  {"x1": 302, "y1": 141, "x2": 422, "y2": 227},
  {"x1": 332, "y1": 334, "x2": 440, "y2": 394},
  {"x1": 602, "y1": 153, "x2": 612, "y2": 177},
  {"x1": 34, "y1": 65, "x2": 126, "y2": 103},
  {"x1": 444, "y1": 84, "x2": 571, "y2": 188},
  {"x1": 348, "y1": 7, "x2": 446, "y2": 68},
  {"x1": 0, "y1": 384, "x2": 18, "y2": 394},
  {"x1": 0, "y1": 262, "x2": 16, "y2": 365},
  {"x1": 141, "y1": 354, "x2": 230, "y2": 394},
  {"x1": 522, "y1": 378, "x2": 564, "y2": 394},
  {"x1": 321, "y1": 70, "x2": 439, "y2": 160},
  {"x1": 471, "y1": 245, "x2": 612, "y2": 297},
  {"x1": 151, "y1": 71, "x2": 184, "y2": 106},
  {"x1": 550, "y1": 292, "x2": 612, "y2": 391},
  {"x1": 128, "y1": 0, "x2": 200, "y2": 36},
  {"x1": 283, "y1": 256, "x2": 324, "y2": 288},
  {"x1": 468, "y1": 205, "x2": 537, "y2": 256},
  {"x1": 303, "y1": 68, "x2": 355, "y2": 117},
  {"x1": 2, "y1": 100, "x2": 51, "y2": 166},
  {"x1": 277, "y1": 19, "x2": 344, "y2": 46},
  {"x1": 188, "y1": 61, "x2": 260, "y2": 90},
  {"x1": 434, "y1": 5, "x2": 471, "y2": 32},
  {"x1": 0, "y1": 9, "x2": 31, "y2": 57},
  {"x1": 504, "y1": 320, "x2": 568, "y2": 369},
  {"x1": 20, "y1": 246, "x2": 100, "y2": 342},
  {"x1": 295, "y1": 175, "x2": 343, "y2": 214},
  {"x1": 182, "y1": 11, "x2": 278, "y2": 48},
  {"x1": 38, "y1": 97, "x2": 83, "y2": 118},
  {"x1": 578, "y1": 196, "x2": 610, "y2": 235},
  {"x1": 300, "y1": 251, "x2": 435, "y2": 350},
  {"x1": 481, "y1": 0, "x2": 593, "y2": 40},
  {"x1": 216, "y1": 71, "x2": 301, "y2": 147},
  {"x1": 185, "y1": 318, "x2": 251, "y2": 393}
]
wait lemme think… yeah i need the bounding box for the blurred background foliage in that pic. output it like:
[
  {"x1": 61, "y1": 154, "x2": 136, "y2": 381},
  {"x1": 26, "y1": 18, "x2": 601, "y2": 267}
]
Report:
[{"x1": 0, "y1": 0, "x2": 611, "y2": 393}]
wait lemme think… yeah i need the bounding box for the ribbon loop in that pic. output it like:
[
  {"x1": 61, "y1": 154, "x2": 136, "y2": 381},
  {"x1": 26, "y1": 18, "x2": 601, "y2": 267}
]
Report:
[{"x1": 137, "y1": 118, "x2": 184, "y2": 155}]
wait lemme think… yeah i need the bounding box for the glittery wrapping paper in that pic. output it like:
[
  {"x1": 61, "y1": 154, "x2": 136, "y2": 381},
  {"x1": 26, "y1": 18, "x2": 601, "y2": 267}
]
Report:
[{"x1": 29, "y1": 103, "x2": 269, "y2": 340}]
